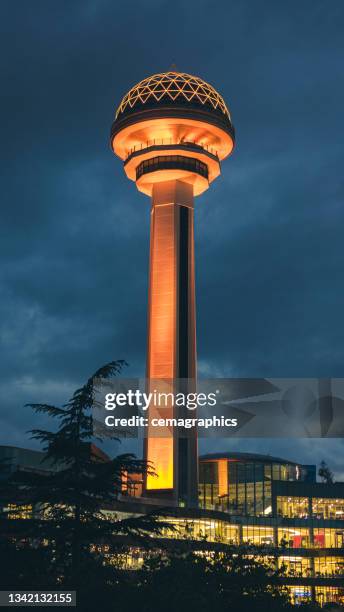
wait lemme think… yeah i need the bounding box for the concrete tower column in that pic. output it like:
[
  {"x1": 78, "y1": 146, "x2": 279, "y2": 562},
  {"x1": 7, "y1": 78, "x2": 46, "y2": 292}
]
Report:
[{"x1": 144, "y1": 179, "x2": 198, "y2": 504}]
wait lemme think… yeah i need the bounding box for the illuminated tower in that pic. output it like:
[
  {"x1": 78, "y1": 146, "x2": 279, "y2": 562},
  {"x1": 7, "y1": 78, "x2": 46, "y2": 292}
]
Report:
[{"x1": 111, "y1": 71, "x2": 234, "y2": 505}]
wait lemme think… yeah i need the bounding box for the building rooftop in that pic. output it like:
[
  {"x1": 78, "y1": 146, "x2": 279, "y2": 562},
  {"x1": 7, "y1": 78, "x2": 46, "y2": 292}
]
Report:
[{"x1": 199, "y1": 451, "x2": 301, "y2": 465}]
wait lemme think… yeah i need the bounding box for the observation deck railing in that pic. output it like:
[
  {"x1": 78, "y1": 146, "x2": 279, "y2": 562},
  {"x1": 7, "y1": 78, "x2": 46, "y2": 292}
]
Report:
[
  {"x1": 136, "y1": 155, "x2": 209, "y2": 181},
  {"x1": 125, "y1": 138, "x2": 219, "y2": 160}
]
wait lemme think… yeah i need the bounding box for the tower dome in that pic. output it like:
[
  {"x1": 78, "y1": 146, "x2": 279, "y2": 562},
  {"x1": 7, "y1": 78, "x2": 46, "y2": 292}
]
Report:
[
  {"x1": 111, "y1": 71, "x2": 234, "y2": 174},
  {"x1": 115, "y1": 71, "x2": 232, "y2": 124}
]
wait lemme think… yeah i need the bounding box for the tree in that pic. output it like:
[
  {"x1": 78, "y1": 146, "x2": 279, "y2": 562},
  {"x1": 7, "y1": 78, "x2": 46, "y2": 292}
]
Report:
[
  {"x1": 318, "y1": 460, "x2": 334, "y2": 484},
  {"x1": 6, "y1": 360, "x2": 167, "y2": 587},
  {"x1": 124, "y1": 549, "x2": 294, "y2": 612}
]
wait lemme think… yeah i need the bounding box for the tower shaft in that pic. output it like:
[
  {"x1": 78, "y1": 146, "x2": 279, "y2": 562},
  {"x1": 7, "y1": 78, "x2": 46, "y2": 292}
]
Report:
[{"x1": 144, "y1": 179, "x2": 198, "y2": 504}]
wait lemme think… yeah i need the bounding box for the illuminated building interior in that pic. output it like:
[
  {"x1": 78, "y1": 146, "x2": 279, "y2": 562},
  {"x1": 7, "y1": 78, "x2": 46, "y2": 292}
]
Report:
[
  {"x1": 277, "y1": 496, "x2": 309, "y2": 518},
  {"x1": 313, "y1": 498, "x2": 344, "y2": 519},
  {"x1": 198, "y1": 453, "x2": 314, "y2": 515},
  {"x1": 158, "y1": 517, "x2": 239, "y2": 544},
  {"x1": 5, "y1": 503, "x2": 33, "y2": 520}
]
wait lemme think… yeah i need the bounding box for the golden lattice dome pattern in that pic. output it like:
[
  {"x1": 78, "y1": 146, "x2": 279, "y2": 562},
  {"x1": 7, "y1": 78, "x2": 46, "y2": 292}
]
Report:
[{"x1": 115, "y1": 71, "x2": 230, "y2": 120}]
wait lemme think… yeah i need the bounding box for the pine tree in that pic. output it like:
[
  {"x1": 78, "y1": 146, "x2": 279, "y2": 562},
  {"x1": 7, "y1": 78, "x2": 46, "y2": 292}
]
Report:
[
  {"x1": 9, "y1": 360, "x2": 166, "y2": 587},
  {"x1": 318, "y1": 460, "x2": 334, "y2": 484}
]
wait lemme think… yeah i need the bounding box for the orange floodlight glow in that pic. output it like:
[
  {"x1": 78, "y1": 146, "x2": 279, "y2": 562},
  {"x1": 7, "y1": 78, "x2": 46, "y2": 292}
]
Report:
[{"x1": 218, "y1": 459, "x2": 229, "y2": 496}]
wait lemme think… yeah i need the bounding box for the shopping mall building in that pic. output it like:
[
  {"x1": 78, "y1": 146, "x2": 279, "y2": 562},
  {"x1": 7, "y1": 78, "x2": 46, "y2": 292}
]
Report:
[
  {"x1": 2, "y1": 444, "x2": 343, "y2": 606},
  {"x1": 116, "y1": 450, "x2": 344, "y2": 606}
]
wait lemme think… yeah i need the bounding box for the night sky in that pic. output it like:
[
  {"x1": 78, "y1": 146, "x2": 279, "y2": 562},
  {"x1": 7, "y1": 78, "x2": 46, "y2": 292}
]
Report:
[{"x1": 1, "y1": 1, "x2": 344, "y2": 476}]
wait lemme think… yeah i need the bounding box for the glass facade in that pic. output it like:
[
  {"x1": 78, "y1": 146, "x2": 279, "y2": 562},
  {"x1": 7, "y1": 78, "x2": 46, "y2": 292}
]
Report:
[
  {"x1": 288, "y1": 586, "x2": 313, "y2": 605},
  {"x1": 312, "y1": 498, "x2": 344, "y2": 519},
  {"x1": 277, "y1": 496, "x2": 309, "y2": 518},
  {"x1": 199, "y1": 457, "x2": 306, "y2": 516},
  {"x1": 278, "y1": 556, "x2": 311, "y2": 577},
  {"x1": 242, "y1": 525, "x2": 274, "y2": 546},
  {"x1": 314, "y1": 557, "x2": 344, "y2": 577},
  {"x1": 276, "y1": 495, "x2": 344, "y2": 520},
  {"x1": 278, "y1": 527, "x2": 310, "y2": 548},
  {"x1": 158, "y1": 517, "x2": 239, "y2": 544},
  {"x1": 288, "y1": 585, "x2": 344, "y2": 607},
  {"x1": 313, "y1": 527, "x2": 344, "y2": 548},
  {"x1": 315, "y1": 587, "x2": 344, "y2": 606},
  {"x1": 156, "y1": 517, "x2": 344, "y2": 559},
  {"x1": 275, "y1": 525, "x2": 344, "y2": 549}
]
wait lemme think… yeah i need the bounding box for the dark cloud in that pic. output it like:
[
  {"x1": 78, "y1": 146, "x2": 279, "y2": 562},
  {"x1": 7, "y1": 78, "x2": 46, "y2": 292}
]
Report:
[{"x1": 1, "y1": 0, "x2": 344, "y2": 474}]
